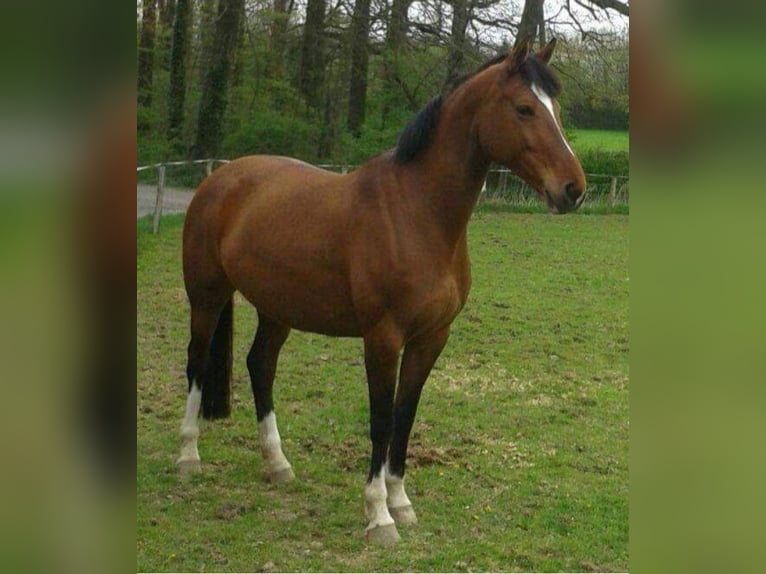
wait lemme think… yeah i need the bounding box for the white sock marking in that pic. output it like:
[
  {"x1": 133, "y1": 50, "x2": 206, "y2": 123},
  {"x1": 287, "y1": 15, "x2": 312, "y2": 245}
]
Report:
[
  {"x1": 531, "y1": 83, "x2": 575, "y2": 157},
  {"x1": 365, "y1": 469, "x2": 395, "y2": 530},
  {"x1": 178, "y1": 383, "x2": 201, "y2": 463},
  {"x1": 258, "y1": 412, "x2": 291, "y2": 473},
  {"x1": 385, "y1": 463, "x2": 412, "y2": 509}
]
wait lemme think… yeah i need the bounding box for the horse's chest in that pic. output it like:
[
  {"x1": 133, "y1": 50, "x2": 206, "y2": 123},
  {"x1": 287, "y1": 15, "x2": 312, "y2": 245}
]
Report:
[{"x1": 402, "y1": 270, "x2": 468, "y2": 335}]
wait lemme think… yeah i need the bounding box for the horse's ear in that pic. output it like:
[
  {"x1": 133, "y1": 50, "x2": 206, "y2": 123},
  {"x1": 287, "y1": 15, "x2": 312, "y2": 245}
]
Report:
[
  {"x1": 507, "y1": 38, "x2": 530, "y2": 73},
  {"x1": 537, "y1": 37, "x2": 557, "y2": 64}
]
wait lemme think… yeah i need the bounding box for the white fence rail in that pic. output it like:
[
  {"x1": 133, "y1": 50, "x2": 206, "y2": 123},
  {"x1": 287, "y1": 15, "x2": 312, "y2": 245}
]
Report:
[
  {"x1": 138, "y1": 160, "x2": 628, "y2": 233},
  {"x1": 314, "y1": 166, "x2": 628, "y2": 205},
  {"x1": 137, "y1": 159, "x2": 230, "y2": 233}
]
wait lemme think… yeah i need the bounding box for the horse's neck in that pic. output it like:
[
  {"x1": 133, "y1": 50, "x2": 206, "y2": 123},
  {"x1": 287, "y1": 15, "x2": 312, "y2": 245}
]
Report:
[{"x1": 409, "y1": 108, "x2": 490, "y2": 248}]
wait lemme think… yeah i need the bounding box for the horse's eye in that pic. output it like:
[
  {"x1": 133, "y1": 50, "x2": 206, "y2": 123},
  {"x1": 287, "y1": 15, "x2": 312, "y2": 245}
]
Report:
[{"x1": 516, "y1": 105, "x2": 534, "y2": 118}]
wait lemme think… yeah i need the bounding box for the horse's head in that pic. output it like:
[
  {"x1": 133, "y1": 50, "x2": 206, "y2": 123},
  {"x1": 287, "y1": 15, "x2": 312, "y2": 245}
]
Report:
[{"x1": 474, "y1": 38, "x2": 586, "y2": 213}]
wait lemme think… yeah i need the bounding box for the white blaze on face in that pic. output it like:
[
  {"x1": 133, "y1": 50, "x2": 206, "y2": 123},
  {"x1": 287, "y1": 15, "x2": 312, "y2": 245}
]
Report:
[{"x1": 531, "y1": 83, "x2": 575, "y2": 157}]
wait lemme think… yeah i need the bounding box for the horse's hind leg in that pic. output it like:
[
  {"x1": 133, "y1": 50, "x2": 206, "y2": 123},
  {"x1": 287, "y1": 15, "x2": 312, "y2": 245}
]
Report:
[
  {"x1": 247, "y1": 314, "x2": 294, "y2": 483},
  {"x1": 386, "y1": 327, "x2": 450, "y2": 525},
  {"x1": 177, "y1": 296, "x2": 231, "y2": 476}
]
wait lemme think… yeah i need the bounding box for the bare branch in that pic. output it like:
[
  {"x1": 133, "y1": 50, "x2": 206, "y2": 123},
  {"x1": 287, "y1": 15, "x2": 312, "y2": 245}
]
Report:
[{"x1": 579, "y1": 0, "x2": 629, "y2": 17}]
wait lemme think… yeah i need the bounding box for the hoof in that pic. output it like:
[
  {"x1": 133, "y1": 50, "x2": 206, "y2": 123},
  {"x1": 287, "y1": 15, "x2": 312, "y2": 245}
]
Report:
[
  {"x1": 390, "y1": 505, "x2": 418, "y2": 525},
  {"x1": 177, "y1": 458, "x2": 201, "y2": 478},
  {"x1": 266, "y1": 466, "x2": 295, "y2": 484},
  {"x1": 365, "y1": 523, "x2": 401, "y2": 546}
]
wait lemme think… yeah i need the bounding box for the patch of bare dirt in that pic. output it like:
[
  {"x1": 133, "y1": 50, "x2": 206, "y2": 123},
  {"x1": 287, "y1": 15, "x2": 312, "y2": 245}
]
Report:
[
  {"x1": 214, "y1": 501, "x2": 251, "y2": 521},
  {"x1": 406, "y1": 443, "x2": 463, "y2": 468}
]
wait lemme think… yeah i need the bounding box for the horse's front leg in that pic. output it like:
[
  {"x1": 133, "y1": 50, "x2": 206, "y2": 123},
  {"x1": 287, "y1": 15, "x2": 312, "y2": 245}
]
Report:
[
  {"x1": 362, "y1": 325, "x2": 404, "y2": 545},
  {"x1": 386, "y1": 327, "x2": 450, "y2": 525}
]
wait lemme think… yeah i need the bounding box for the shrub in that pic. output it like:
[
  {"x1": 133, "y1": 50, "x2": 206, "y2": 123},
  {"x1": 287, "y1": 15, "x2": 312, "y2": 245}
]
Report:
[
  {"x1": 577, "y1": 149, "x2": 629, "y2": 176},
  {"x1": 222, "y1": 109, "x2": 321, "y2": 162}
]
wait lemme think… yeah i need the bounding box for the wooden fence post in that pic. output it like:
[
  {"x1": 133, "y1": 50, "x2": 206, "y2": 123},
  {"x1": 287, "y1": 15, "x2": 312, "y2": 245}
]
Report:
[
  {"x1": 609, "y1": 176, "x2": 618, "y2": 207},
  {"x1": 152, "y1": 165, "x2": 166, "y2": 234},
  {"x1": 499, "y1": 170, "x2": 508, "y2": 198},
  {"x1": 206, "y1": 160, "x2": 213, "y2": 176}
]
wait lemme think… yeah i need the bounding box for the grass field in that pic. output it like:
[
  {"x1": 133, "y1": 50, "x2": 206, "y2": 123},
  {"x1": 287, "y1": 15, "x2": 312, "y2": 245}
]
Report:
[
  {"x1": 137, "y1": 211, "x2": 629, "y2": 572},
  {"x1": 569, "y1": 129, "x2": 629, "y2": 153}
]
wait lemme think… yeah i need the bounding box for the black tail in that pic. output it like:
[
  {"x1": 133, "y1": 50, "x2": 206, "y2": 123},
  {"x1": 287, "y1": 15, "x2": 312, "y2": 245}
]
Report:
[{"x1": 201, "y1": 298, "x2": 234, "y2": 420}]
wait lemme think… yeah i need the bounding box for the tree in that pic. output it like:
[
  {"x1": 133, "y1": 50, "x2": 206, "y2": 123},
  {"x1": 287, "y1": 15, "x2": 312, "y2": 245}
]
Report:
[
  {"x1": 387, "y1": 0, "x2": 411, "y2": 52},
  {"x1": 198, "y1": 0, "x2": 220, "y2": 81},
  {"x1": 268, "y1": 0, "x2": 293, "y2": 77},
  {"x1": 535, "y1": 0, "x2": 546, "y2": 45},
  {"x1": 582, "y1": 0, "x2": 628, "y2": 17},
  {"x1": 347, "y1": 0, "x2": 372, "y2": 136},
  {"x1": 445, "y1": 0, "x2": 470, "y2": 83},
  {"x1": 138, "y1": 0, "x2": 158, "y2": 110},
  {"x1": 158, "y1": 0, "x2": 176, "y2": 70},
  {"x1": 300, "y1": 0, "x2": 327, "y2": 111},
  {"x1": 382, "y1": 0, "x2": 414, "y2": 123},
  {"x1": 192, "y1": 0, "x2": 246, "y2": 159},
  {"x1": 562, "y1": 0, "x2": 629, "y2": 37},
  {"x1": 516, "y1": 0, "x2": 544, "y2": 47},
  {"x1": 136, "y1": 0, "x2": 628, "y2": 164},
  {"x1": 230, "y1": 0, "x2": 247, "y2": 89},
  {"x1": 555, "y1": 33, "x2": 628, "y2": 129},
  {"x1": 167, "y1": 0, "x2": 191, "y2": 143}
]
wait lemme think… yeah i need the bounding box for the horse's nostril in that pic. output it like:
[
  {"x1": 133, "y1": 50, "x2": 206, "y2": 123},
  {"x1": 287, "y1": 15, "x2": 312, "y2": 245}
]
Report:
[{"x1": 565, "y1": 182, "x2": 581, "y2": 204}]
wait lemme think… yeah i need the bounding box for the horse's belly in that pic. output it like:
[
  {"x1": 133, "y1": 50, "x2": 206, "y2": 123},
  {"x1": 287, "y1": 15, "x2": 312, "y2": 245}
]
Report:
[{"x1": 233, "y1": 267, "x2": 362, "y2": 337}]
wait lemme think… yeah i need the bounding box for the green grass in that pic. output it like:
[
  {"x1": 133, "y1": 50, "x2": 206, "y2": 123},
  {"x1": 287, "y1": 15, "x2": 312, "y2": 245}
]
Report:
[
  {"x1": 570, "y1": 129, "x2": 629, "y2": 153},
  {"x1": 137, "y1": 212, "x2": 628, "y2": 572}
]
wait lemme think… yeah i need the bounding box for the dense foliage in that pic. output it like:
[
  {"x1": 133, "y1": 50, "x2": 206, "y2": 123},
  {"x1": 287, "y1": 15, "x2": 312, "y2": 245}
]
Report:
[{"x1": 137, "y1": 1, "x2": 628, "y2": 166}]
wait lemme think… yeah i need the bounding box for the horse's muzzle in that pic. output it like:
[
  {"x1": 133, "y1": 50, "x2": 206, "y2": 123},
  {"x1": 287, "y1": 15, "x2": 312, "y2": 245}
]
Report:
[{"x1": 544, "y1": 184, "x2": 586, "y2": 214}]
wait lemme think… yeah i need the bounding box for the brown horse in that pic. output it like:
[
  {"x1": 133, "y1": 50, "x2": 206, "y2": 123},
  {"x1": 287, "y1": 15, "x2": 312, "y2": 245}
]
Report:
[{"x1": 177, "y1": 38, "x2": 585, "y2": 545}]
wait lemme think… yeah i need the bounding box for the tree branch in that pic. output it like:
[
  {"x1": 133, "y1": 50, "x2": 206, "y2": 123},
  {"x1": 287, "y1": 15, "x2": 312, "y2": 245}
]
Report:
[{"x1": 580, "y1": 0, "x2": 629, "y2": 17}]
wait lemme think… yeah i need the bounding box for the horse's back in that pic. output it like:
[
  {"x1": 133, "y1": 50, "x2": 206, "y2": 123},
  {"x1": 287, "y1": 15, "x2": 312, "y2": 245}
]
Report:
[
  {"x1": 184, "y1": 155, "x2": 344, "y2": 260},
  {"x1": 188, "y1": 155, "x2": 338, "y2": 213}
]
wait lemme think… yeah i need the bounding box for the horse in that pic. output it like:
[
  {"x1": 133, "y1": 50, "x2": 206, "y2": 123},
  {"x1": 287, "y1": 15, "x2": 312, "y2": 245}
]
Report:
[{"x1": 176, "y1": 38, "x2": 585, "y2": 545}]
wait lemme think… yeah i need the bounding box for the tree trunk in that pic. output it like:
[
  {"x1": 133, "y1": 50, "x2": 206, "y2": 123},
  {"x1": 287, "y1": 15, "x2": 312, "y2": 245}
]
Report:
[
  {"x1": 536, "y1": 0, "x2": 546, "y2": 47},
  {"x1": 516, "y1": 0, "x2": 544, "y2": 47},
  {"x1": 382, "y1": 0, "x2": 412, "y2": 124},
  {"x1": 192, "y1": 0, "x2": 246, "y2": 159},
  {"x1": 319, "y1": 92, "x2": 335, "y2": 159},
  {"x1": 158, "y1": 0, "x2": 176, "y2": 70},
  {"x1": 198, "y1": 0, "x2": 219, "y2": 80},
  {"x1": 167, "y1": 0, "x2": 191, "y2": 143},
  {"x1": 159, "y1": 0, "x2": 175, "y2": 27},
  {"x1": 299, "y1": 0, "x2": 327, "y2": 111},
  {"x1": 138, "y1": 0, "x2": 158, "y2": 110},
  {"x1": 445, "y1": 0, "x2": 469, "y2": 84},
  {"x1": 230, "y1": 0, "x2": 247, "y2": 89},
  {"x1": 269, "y1": 0, "x2": 291, "y2": 77},
  {"x1": 387, "y1": 0, "x2": 410, "y2": 52},
  {"x1": 347, "y1": 0, "x2": 372, "y2": 137}
]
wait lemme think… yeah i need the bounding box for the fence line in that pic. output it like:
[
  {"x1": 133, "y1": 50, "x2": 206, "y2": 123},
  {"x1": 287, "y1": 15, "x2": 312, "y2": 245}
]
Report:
[
  {"x1": 138, "y1": 160, "x2": 628, "y2": 233},
  {"x1": 137, "y1": 159, "x2": 230, "y2": 233},
  {"x1": 321, "y1": 165, "x2": 629, "y2": 206}
]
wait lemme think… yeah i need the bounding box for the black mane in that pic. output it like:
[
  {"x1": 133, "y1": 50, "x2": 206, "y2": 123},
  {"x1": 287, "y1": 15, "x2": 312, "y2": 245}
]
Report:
[
  {"x1": 393, "y1": 53, "x2": 562, "y2": 164},
  {"x1": 393, "y1": 95, "x2": 443, "y2": 163}
]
